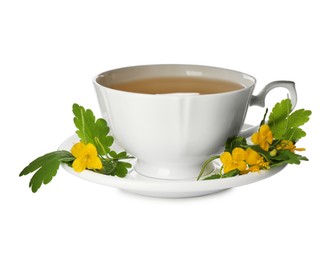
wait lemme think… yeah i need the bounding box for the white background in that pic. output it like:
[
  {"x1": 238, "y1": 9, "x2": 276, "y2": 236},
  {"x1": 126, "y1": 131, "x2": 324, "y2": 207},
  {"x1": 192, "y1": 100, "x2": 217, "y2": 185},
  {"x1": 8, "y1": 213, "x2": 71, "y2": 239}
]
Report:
[{"x1": 1, "y1": 0, "x2": 327, "y2": 259}]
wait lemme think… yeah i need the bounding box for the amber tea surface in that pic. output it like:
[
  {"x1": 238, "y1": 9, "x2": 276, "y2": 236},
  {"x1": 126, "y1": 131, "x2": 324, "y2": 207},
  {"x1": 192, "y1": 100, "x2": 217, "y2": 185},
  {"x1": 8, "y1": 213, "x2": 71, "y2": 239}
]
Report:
[{"x1": 105, "y1": 77, "x2": 243, "y2": 94}]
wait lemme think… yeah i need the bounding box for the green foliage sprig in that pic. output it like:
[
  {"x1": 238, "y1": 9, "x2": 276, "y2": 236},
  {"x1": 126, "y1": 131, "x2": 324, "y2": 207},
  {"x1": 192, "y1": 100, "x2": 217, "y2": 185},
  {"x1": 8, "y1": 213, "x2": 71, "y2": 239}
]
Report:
[
  {"x1": 197, "y1": 98, "x2": 311, "y2": 180},
  {"x1": 19, "y1": 104, "x2": 133, "y2": 192}
]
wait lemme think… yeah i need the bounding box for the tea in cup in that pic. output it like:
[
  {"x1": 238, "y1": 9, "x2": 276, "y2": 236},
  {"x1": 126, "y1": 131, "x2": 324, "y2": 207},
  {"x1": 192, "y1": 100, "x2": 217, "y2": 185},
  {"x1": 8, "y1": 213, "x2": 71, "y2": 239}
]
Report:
[{"x1": 93, "y1": 64, "x2": 296, "y2": 180}]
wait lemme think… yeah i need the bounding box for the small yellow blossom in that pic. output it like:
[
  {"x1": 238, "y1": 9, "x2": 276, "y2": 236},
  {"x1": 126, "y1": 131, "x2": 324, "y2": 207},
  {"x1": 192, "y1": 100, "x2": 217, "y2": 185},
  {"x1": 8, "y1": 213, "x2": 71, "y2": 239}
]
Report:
[
  {"x1": 276, "y1": 140, "x2": 305, "y2": 153},
  {"x1": 71, "y1": 142, "x2": 102, "y2": 172},
  {"x1": 245, "y1": 148, "x2": 270, "y2": 172},
  {"x1": 251, "y1": 124, "x2": 273, "y2": 151},
  {"x1": 220, "y1": 147, "x2": 247, "y2": 173}
]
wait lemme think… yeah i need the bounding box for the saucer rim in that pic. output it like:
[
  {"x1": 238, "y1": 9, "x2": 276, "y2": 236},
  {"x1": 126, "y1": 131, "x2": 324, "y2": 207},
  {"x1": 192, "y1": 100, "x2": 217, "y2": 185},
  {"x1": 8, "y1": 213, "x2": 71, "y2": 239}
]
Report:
[{"x1": 59, "y1": 134, "x2": 286, "y2": 197}]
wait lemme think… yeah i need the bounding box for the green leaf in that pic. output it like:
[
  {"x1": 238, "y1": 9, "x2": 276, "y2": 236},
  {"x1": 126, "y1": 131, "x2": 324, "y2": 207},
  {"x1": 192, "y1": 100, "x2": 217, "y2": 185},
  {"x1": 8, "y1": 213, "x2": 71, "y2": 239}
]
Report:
[
  {"x1": 114, "y1": 162, "x2": 132, "y2": 178},
  {"x1": 203, "y1": 169, "x2": 239, "y2": 180},
  {"x1": 109, "y1": 151, "x2": 133, "y2": 160},
  {"x1": 284, "y1": 109, "x2": 311, "y2": 142},
  {"x1": 268, "y1": 99, "x2": 292, "y2": 139},
  {"x1": 283, "y1": 128, "x2": 306, "y2": 142},
  {"x1": 268, "y1": 99, "x2": 312, "y2": 142},
  {"x1": 73, "y1": 104, "x2": 114, "y2": 155},
  {"x1": 98, "y1": 158, "x2": 132, "y2": 178},
  {"x1": 271, "y1": 150, "x2": 308, "y2": 166},
  {"x1": 269, "y1": 161, "x2": 288, "y2": 168},
  {"x1": 222, "y1": 169, "x2": 240, "y2": 178},
  {"x1": 287, "y1": 109, "x2": 312, "y2": 128},
  {"x1": 248, "y1": 145, "x2": 272, "y2": 163},
  {"x1": 99, "y1": 159, "x2": 117, "y2": 175},
  {"x1": 203, "y1": 174, "x2": 222, "y2": 180},
  {"x1": 225, "y1": 136, "x2": 247, "y2": 153},
  {"x1": 19, "y1": 151, "x2": 75, "y2": 192}
]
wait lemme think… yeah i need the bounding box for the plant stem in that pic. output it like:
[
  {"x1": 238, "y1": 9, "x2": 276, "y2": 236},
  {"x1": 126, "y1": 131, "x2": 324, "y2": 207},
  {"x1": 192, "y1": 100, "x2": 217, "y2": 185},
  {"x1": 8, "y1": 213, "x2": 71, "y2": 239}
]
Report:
[
  {"x1": 80, "y1": 107, "x2": 86, "y2": 143},
  {"x1": 196, "y1": 155, "x2": 220, "y2": 181},
  {"x1": 94, "y1": 137, "x2": 111, "y2": 160}
]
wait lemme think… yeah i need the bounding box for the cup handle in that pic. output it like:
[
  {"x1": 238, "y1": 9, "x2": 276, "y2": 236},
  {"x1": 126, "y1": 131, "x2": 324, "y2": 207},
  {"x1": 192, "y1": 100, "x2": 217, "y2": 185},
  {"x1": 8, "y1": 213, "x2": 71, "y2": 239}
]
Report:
[{"x1": 239, "y1": 80, "x2": 297, "y2": 138}]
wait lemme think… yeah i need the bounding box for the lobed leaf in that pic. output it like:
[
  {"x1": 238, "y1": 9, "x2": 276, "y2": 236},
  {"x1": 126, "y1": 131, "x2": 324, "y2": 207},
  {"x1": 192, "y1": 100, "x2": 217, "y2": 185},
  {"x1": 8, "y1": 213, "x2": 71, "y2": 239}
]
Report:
[
  {"x1": 113, "y1": 162, "x2": 132, "y2": 178},
  {"x1": 268, "y1": 99, "x2": 292, "y2": 139},
  {"x1": 283, "y1": 127, "x2": 306, "y2": 142},
  {"x1": 287, "y1": 109, "x2": 312, "y2": 128},
  {"x1": 29, "y1": 159, "x2": 60, "y2": 193},
  {"x1": 19, "y1": 151, "x2": 75, "y2": 192},
  {"x1": 271, "y1": 150, "x2": 308, "y2": 165},
  {"x1": 109, "y1": 151, "x2": 133, "y2": 160},
  {"x1": 73, "y1": 104, "x2": 114, "y2": 155},
  {"x1": 268, "y1": 99, "x2": 311, "y2": 142}
]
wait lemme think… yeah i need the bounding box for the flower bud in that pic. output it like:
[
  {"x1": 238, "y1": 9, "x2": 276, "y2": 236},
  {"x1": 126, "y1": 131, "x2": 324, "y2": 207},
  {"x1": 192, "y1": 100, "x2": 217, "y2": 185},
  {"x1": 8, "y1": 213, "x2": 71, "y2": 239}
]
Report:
[{"x1": 270, "y1": 149, "x2": 277, "y2": 157}]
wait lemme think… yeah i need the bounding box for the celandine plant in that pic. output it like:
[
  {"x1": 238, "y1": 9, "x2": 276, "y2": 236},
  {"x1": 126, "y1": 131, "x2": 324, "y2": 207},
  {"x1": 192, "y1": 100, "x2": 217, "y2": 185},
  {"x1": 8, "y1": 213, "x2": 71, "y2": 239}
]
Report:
[
  {"x1": 19, "y1": 104, "x2": 133, "y2": 192},
  {"x1": 20, "y1": 99, "x2": 311, "y2": 192},
  {"x1": 197, "y1": 98, "x2": 311, "y2": 180}
]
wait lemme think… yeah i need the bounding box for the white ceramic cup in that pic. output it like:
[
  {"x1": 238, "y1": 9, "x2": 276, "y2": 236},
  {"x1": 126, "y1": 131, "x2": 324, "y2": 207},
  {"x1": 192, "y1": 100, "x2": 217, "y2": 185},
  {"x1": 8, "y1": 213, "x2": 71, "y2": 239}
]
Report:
[{"x1": 93, "y1": 64, "x2": 297, "y2": 180}]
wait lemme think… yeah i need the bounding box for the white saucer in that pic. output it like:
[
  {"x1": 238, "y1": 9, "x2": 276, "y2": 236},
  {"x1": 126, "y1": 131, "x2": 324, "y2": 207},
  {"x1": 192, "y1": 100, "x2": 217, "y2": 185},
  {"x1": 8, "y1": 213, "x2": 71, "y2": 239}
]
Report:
[{"x1": 58, "y1": 134, "x2": 286, "y2": 198}]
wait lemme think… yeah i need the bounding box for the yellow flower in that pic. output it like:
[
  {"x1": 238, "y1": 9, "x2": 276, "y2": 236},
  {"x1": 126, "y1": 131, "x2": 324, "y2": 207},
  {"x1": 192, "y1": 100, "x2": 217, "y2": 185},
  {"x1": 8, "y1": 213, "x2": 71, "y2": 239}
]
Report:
[
  {"x1": 71, "y1": 142, "x2": 102, "y2": 172},
  {"x1": 245, "y1": 148, "x2": 270, "y2": 172},
  {"x1": 251, "y1": 124, "x2": 273, "y2": 151},
  {"x1": 220, "y1": 147, "x2": 247, "y2": 173},
  {"x1": 276, "y1": 140, "x2": 305, "y2": 153}
]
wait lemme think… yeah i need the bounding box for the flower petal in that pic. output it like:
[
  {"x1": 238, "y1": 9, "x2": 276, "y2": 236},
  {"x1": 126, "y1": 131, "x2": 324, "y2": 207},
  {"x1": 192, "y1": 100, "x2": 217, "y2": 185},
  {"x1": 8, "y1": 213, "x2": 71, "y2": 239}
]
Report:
[
  {"x1": 86, "y1": 156, "x2": 103, "y2": 170},
  {"x1": 72, "y1": 158, "x2": 87, "y2": 172},
  {"x1": 223, "y1": 162, "x2": 235, "y2": 173},
  {"x1": 260, "y1": 124, "x2": 270, "y2": 135},
  {"x1": 71, "y1": 142, "x2": 87, "y2": 158},
  {"x1": 220, "y1": 152, "x2": 232, "y2": 165},
  {"x1": 251, "y1": 132, "x2": 260, "y2": 145},
  {"x1": 260, "y1": 141, "x2": 270, "y2": 151},
  {"x1": 232, "y1": 147, "x2": 245, "y2": 161},
  {"x1": 245, "y1": 148, "x2": 260, "y2": 165},
  {"x1": 236, "y1": 161, "x2": 247, "y2": 171},
  {"x1": 260, "y1": 124, "x2": 273, "y2": 144},
  {"x1": 85, "y1": 143, "x2": 98, "y2": 157}
]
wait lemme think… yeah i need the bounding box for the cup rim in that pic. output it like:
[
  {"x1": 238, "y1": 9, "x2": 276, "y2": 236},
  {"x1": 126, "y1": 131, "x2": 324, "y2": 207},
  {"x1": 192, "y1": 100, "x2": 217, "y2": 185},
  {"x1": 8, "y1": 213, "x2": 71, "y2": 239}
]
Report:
[{"x1": 93, "y1": 64, "x2": 256, "y2": 97}]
